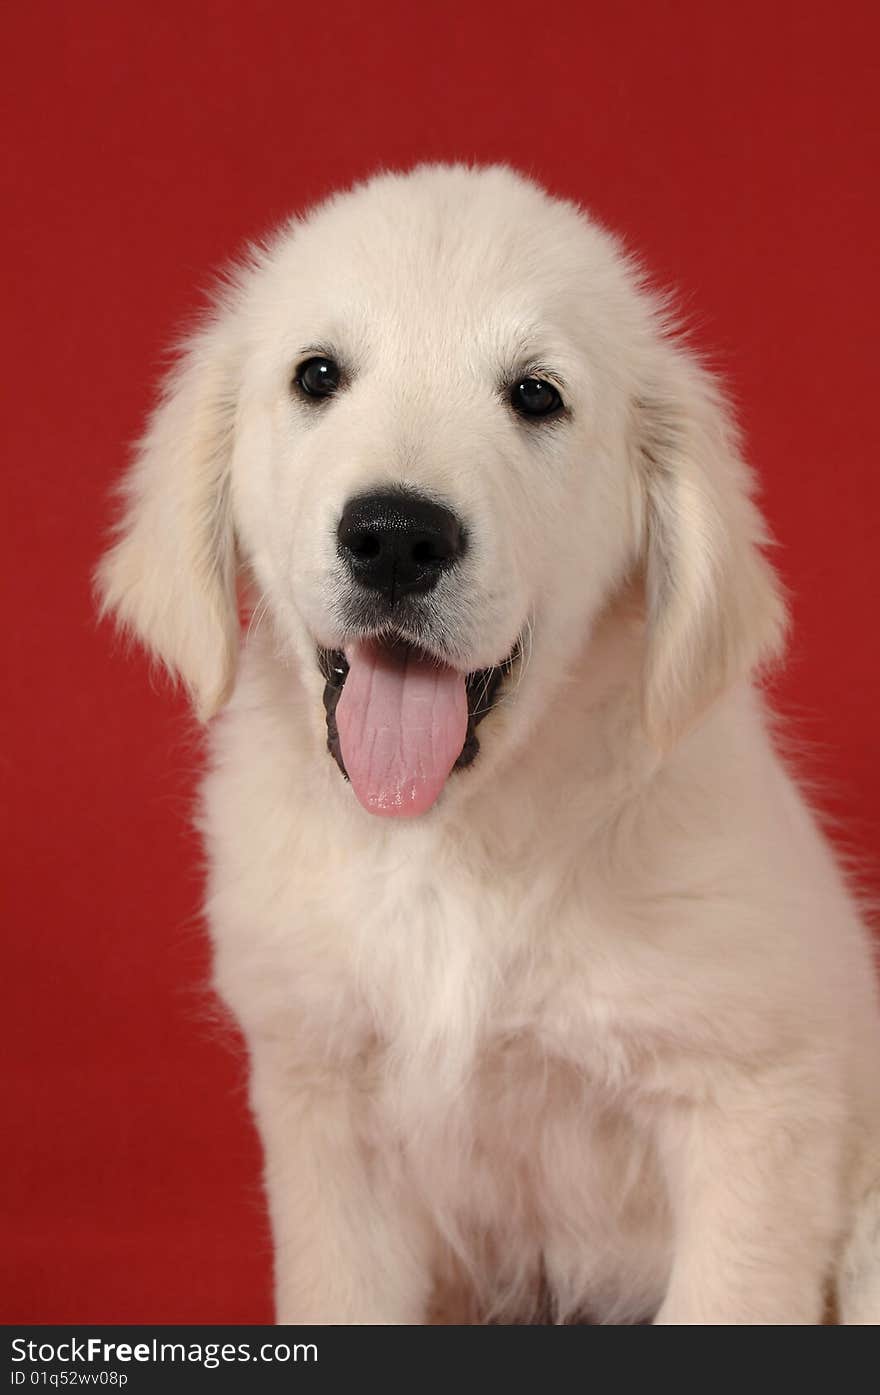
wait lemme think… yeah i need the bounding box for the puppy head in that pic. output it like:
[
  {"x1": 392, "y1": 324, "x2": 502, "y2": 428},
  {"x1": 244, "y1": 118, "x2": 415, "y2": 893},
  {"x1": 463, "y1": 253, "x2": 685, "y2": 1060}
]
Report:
[{"x1": 97, "y1": 164, "x2": 785, "y2": 814}]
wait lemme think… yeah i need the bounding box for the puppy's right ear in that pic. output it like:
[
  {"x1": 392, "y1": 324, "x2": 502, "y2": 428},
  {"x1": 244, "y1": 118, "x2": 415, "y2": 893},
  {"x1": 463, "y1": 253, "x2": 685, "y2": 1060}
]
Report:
[{"x1": 96, "y1": 316, "x2": 240, "y2": 721}]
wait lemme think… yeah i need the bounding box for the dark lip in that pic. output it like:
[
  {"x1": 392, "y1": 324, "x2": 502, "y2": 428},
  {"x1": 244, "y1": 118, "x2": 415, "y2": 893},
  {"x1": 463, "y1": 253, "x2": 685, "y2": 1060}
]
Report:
[{"x1": 317, "y1": 636, "x2": 520, "y2": 782}]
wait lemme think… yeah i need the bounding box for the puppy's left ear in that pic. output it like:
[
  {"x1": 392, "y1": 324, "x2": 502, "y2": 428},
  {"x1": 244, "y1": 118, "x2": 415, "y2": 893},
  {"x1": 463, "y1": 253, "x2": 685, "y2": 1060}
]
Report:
[
  {"x1": 638, "y1": 354, "x2": 787, "y2": 747},
  {"x1": 96, "y1": 316, "x2": 240, "y2": 721}
]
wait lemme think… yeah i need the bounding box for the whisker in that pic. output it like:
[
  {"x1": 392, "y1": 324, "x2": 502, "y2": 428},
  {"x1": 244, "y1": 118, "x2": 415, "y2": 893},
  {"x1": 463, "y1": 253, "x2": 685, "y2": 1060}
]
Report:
[{"x1": 245, "y1": 590, "x2": 271, "y2": 645}]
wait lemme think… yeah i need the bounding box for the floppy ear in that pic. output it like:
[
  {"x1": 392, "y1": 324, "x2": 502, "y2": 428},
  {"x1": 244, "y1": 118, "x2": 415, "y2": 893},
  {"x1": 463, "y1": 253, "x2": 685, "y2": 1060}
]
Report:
[
  {"x1": 638, "y1": 356, "x2": 787, "y2": 747},
  {"x1": 96, "y1": 319, "x2": 240, "y2": 721}
]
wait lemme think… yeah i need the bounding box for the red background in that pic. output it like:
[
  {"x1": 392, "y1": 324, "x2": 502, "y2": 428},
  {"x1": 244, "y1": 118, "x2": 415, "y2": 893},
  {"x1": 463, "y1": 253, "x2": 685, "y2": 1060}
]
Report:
[{"x1": 3, "y1": 0, "x2": 879, "y2": 1322}]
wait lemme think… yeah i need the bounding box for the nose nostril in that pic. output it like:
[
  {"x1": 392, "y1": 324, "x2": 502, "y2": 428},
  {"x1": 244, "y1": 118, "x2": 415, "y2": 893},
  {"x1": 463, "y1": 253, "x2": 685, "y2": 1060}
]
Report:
[
  {"x1": 411, "y1": 538, "x2": 444, "y2": 566},
  {"x1": 349, "y1": 531, "x2": 381, "y2": 560}
]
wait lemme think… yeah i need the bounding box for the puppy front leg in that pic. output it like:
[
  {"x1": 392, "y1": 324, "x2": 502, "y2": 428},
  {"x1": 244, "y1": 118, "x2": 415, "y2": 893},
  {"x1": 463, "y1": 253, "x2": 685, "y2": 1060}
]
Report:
[
  {"x1": 249, "y1": 1047, "x2": 432, "y2": 1325},
  {"x1": 655, "y1": 1068, "x2": 844, "y2": 1324}
]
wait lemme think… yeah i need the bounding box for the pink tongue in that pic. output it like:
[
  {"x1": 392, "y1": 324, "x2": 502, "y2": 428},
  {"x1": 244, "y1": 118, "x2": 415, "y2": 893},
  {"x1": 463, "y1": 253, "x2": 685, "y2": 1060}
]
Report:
[{"x1": 336, "y1": 641, "x2": 468, "y2": 818}]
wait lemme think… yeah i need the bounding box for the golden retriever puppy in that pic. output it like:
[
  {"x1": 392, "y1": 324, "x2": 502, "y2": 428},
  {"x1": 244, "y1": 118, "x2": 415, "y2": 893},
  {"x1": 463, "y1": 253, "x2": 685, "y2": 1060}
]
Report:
[{"x1": 98, "y1": 165, "x2": 880, "y2": 1324}]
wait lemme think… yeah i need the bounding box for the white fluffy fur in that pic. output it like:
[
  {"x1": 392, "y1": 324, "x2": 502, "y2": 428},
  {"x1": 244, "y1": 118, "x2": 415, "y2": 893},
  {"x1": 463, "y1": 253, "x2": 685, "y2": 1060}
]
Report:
[{"x1": 98, "y1": 164, "x2": 880, "y2": 1324}]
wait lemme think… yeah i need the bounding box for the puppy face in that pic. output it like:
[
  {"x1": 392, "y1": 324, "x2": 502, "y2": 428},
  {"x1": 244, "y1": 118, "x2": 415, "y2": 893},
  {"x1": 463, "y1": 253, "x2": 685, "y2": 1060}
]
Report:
[
  {"x1": 98, "y1": 165, "x2": 785, "y2": 818},
  {"x1": 231, "y1": 169, "x2": 644, "y2": 813}
]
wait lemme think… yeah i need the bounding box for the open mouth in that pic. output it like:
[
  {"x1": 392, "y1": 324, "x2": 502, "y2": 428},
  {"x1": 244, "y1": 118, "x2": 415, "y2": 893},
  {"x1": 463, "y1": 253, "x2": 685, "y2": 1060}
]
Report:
[{"x1": 318, "y1": 635, "x2": 519, "y2": 819}]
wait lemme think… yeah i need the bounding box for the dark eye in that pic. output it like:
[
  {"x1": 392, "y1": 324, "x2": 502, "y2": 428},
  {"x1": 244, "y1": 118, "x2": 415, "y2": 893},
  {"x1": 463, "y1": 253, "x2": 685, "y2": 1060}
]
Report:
[
  {"x1": 511, "y1": 377, "x2": 563, "y2": 418},
  {"x1": 295, "y1": 356, "x2": 340, "y2": 399}
]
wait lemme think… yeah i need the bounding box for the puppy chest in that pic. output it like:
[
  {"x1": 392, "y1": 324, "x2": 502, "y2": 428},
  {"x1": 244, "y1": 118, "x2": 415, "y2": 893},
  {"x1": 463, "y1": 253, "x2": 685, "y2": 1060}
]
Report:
[{"x1": 384, "y1": 1036, "x2": 669, "y2": 1289}]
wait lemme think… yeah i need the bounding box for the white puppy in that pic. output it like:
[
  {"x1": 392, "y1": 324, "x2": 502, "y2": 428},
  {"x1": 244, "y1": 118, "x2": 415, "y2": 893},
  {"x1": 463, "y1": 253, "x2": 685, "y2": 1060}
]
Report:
[{"x1": 98, "y1": 164, "x2": 880, "y2": 1324}]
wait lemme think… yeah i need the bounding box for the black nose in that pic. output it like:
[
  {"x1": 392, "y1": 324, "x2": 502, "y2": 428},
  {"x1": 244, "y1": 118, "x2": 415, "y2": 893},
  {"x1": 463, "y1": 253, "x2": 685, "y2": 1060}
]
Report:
[{"x1": 337, "y1": 488, "x2": 466, "y2": 602}]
